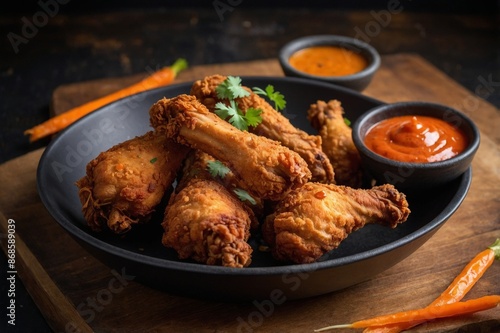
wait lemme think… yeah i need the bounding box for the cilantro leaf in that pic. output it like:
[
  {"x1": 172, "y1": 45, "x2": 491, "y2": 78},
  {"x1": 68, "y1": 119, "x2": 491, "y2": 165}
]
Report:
[
  {"x1": 215, "y1": 76, "x2": 264, "y2": 131},
  {"x1": 230, "y1": 113, "x2": 248, "y2": 131},
  {"x1": 214, "y1": 101, "x2": 232, "y2": 120},
  {"x1": 216, "y1": 76, "x2": 250, "y2": 100},
  {"x1": 244, "y1": 107, "x2": 263, "y2": 127},
  {"x1": 215, "y1": 100, "x2": 251, "y2": 131},
  {"x1": 215, "y1": 77, "x2": 234, "y2": 99},
  {"x1": 233, "y1": 188, "x2": 257, "y2": 205},
  {"x1": 252, "y1": 84, "x2": 286, "y2": 111},
  {"x1": 207, "y1": 160, "x2": 230, "y2": 179}
]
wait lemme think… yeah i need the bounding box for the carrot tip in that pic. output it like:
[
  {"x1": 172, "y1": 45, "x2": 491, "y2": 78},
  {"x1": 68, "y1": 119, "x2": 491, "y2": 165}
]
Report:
[{"x1": 23, "y1": 129, "x2": 37, "y2": 142}]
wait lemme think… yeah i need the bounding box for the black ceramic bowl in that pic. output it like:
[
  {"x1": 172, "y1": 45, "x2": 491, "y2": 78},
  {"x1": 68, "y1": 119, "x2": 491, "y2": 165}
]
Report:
[
  {"x1": 279, "y1": 35, "x2": 380, "y2": 91},
  {"x1": 37, "y1": 78, "x2": 472, "y2": 301},
  {"x1": 352, "y1": 102, "x2": 480, "y2": 191}
]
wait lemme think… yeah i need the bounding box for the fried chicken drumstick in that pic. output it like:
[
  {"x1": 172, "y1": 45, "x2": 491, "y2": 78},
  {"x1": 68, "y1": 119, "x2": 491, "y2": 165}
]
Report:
[
  {"x1": 178, "y1": 150, "x2": 264, "y2": 221},
  {"x1": 162, "y1": 151, "x2": 255, "y2": 267},
  {"x1": 149, "y1": 94, "x2": 311, "y2": 201},
  {"x1": 190, "y1": 74, "x2": 335, "y2": 183},
  {"x1": 307, "y1": 100, "x2": 362, "y2": 187},
  {"x1": 76, "y1": 131, "x2": 189, "y2": 234},
  {"x1": 262, "y1": 182, "x2": 410, "y2": 264}
]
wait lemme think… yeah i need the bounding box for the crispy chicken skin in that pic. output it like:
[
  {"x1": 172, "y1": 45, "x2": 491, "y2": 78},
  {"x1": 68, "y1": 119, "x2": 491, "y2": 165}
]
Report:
[
  {"x1": 190, "y1": 74, "x2": 335, "y2": 183},
  {"x1": 76, "y1": 131, "x2": 189, "y2": 234},
  {"x1": 179, "y1": 150, "x2": 263, "y2": 222},
  {"x1": 307, "y1": 100, "x2": 362, "y2": 187},
  {"x1": 149, "y1": 94, "x2": 311, "y2": 201},
  {"x1": 262, "y1": 182, "x2": 410, "y2": 264},
  {"x1": 162, "y1": 177, "x2": 253, "y2": 267}
]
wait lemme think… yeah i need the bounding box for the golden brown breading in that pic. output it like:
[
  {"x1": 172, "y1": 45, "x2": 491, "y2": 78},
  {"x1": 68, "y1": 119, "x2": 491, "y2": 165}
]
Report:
[
  {"x1": 179, "y1": 150, "x2": 264, "y2": 223},
  {"x1": 262, "y1": 182, "x2": 410, "y2": 264},
  {"x1": 149, "y1": 94, "x2": 311, "y2": 201},
  {"x1": 190, "y1": 74, "x2": 335, "y2": 183},
  {"x1": 307, "y1": 100, "x2": 362, "y2": 187},
  {"x1": 162, "y1": 178, "x2": 253, "y2": 267},
  {"x1": 76, "y1": 131, "x2": 189, "y2": 234}
]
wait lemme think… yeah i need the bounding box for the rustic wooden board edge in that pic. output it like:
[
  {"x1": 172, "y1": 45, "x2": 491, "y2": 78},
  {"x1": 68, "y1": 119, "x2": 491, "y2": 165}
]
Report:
[
  {"x1": 2, "y1": 55, "x2": 499, "y2": 332},
  {"x1": 0, "y1": 210, "x2": 93, "y2": 333}
]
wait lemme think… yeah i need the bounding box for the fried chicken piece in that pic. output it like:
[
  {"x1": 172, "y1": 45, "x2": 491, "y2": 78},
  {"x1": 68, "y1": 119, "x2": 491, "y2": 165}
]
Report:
[
  {"x1": 161, "y1": 150, "x2": 257, "y2": 267},
  {"x1": 262, "y1": 182, "x2": 410, "y2": 264},
  {"x1": 307, "y1": 100, "x2": 362, "y2": 187},
  {"x1": 76, "y1": 131, "x2": 189, "y2": 234},
  {"x1": 190, "y1": 74, "x2": 335, "y2": 183},
  {"x1": 149, "y1": 94, "x2": 311, "y2": 201},
  {"x1": 179, "y1": 150, "x2": 264, "y2": 223},
  {"x1": 162, "y1": 177, "x2": 253, "y2": 267}
]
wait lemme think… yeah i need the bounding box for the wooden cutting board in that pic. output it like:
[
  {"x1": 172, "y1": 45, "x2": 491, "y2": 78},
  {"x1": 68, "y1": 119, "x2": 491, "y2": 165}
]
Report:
[{"x1": 1, "y1": 54, "x2": 499, "y2": 333}]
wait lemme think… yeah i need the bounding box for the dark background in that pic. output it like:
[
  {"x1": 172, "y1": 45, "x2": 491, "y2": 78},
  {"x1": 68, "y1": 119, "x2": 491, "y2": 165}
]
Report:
[
  {"x1": 1, "y1": 1, "x2": 499, "y2": 163},
  {"x1": 1, "y1": 1, "x2": 499, "y2": 332}
]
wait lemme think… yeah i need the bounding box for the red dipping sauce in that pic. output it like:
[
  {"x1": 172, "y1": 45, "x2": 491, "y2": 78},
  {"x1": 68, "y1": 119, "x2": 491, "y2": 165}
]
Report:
[{"x1": 364, "y1": 115, "x2": 468, "y2": 163}]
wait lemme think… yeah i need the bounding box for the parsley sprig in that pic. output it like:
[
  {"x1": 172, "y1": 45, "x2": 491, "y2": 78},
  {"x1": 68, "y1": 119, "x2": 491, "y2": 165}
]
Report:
[
  {"x1": 206, "y1": 160, "x2": 257, "y2": 205},
  {"x1": 214, "y1": 100, "x2": 262, "y2": 131},
  {"x1": 252, "y1": 85, "x2": 286, "y2": 111},
  {"x1": 214, "y1": 76, "x2": 286, "y2": 131},
  {"x1": 207, "y1": 160, "x2": 230, "y2": 179},
  {"x1": 232, "y1": 188, "x2": 257, "y2": 205},
  {"x1": 215, "y1": 76, "x2": 249, "y2": 99},
  {"x1": 215, "y1": 76, "x2": 262, "y2": 131}
]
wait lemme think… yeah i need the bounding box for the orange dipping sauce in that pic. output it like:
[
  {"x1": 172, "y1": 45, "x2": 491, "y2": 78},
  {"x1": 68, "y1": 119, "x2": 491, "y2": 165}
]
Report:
[
  {"x1": 289, "y1": 46, "x2": 368, "y2": 76},
  {"x1": 364, "y1": 115, "x2": 468, "y2": 163}
]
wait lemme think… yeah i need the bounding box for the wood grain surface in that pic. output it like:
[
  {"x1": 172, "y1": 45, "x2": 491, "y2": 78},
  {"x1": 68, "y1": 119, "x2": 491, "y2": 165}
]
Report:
[{"x1": 1, "y1": 54, "x2": 499, "y2": 333}]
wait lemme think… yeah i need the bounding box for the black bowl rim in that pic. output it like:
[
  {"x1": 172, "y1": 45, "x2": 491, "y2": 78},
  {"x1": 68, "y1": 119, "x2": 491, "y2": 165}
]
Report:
[
  {"x1": 352, "y1": 101, "x2": 481, "y2": 169},
  {"x1": 37, "y1": 78, "x2": 471, "y2": 279},
  {"x1": 279, "y1": 34, "x2": 381, "y2": 82}
]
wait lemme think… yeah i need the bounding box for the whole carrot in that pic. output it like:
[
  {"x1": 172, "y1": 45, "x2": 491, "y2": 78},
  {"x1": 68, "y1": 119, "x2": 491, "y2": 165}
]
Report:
[
  {"x1": 363, "y1": 238, "x2": 500, "y2": 333},
  {"x1": 314, "y1": 295, "x2": 500, "y2": 331},
  {"x1": 24, "y1": 58, "x2": 188, "y2": 142}
]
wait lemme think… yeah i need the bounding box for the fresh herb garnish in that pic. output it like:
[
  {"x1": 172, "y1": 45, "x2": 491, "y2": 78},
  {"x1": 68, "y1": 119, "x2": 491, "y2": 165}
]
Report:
[
  {"x1": 150, "y1": 157, "x2": 158, "y2": 164},
  {"x1": 214, "y1": 100, "x2": 262, "y2": 131},
  {"x1": 206, "y1": 159, "x2": 257, "y2": 205},
  {"x1": 252, "y1": 84, "x2": 286, "y2": 111},
  {"x1": 215, "y1": 76, "x2": 263, "y2": 131},
  {"x1": 344, "y1": 117, "x2": 351, "y2": 126},
  {"x1": 215, "y1": 76, "x2": 250, "y2": 99},
  {"x1": 233, "y1": 188, "x2": 257, "y2": 205},
  {"x1": 207, "y1": 160, "x2": 231, "y2": 179},
  {"x1": 214, "y1": 77, "x2": 287, "y2": 130},
  {"x1": 243, "y1": 108, "x2": 263, "y2": 128}
]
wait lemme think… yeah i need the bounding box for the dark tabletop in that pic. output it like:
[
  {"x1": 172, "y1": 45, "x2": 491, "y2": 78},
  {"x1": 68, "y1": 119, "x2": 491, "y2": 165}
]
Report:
[{"x1": 1, "y1": 2, "x2": 499, "y2": 332}]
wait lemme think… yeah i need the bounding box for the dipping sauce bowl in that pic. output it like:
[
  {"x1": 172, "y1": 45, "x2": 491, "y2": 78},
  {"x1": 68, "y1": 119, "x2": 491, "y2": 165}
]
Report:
[
  {"x1": 352, "y1": 102, "x2": 480, "y2": 190},
  {"x1": 279, "y1": 35, "x2": 380, "y2": 91}
]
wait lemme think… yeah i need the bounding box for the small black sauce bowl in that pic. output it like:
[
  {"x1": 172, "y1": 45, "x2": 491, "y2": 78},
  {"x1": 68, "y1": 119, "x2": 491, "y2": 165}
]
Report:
[
  {"x1": 279, "y1": 35, "x2": 380, "y2": 91},
  {"x1": 352, "y1": 102, "x2": 480, "y2": 191}
]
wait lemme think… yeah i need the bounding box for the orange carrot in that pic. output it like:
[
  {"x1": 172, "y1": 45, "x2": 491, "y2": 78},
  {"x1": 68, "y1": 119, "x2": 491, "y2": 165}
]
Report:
[
  {"x1": 363, "y1": 238, "x2": 500, "y2": 333},
  {"x1": 314, "y1": 295, "x2": 500, "y2": 331},
  {"x1": 24, "y1": 58, "x2": 188, "y2": 142}
]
